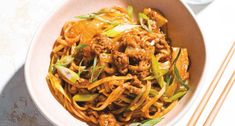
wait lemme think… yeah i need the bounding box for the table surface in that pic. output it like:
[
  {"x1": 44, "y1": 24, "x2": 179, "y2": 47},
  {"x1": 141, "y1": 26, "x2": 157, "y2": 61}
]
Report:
[{"x1": 0, "y1": 0, "x2": 234, "y2": 126}]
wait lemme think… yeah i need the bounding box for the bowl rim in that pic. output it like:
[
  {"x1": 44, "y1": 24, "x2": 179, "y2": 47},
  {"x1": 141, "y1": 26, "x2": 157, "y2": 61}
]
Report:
[{"x1": 24, "y1": 1, "x2": 207, "y2": 126}]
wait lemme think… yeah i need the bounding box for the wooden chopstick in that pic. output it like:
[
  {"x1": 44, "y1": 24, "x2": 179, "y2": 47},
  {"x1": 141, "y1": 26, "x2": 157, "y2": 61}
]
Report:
[
  {"x1": 204, "y1": 71, "x2": 235, "y2": 126},
  {"x1": 187, "y1": 42, "x2": 235, "y2": 126}
]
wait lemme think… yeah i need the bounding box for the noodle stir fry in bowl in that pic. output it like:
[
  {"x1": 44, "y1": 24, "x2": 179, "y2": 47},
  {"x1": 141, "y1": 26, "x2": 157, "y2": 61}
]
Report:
[{"x1": 46, "y1": 6, "x2": 190, "y2": 126}]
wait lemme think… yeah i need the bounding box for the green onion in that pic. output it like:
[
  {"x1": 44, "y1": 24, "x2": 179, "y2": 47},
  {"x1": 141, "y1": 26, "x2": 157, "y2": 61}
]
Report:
[
  {"x1": 103, "y1": 24, "x2": 139, "y2": 37},
  {"x1": 129, "y1": 122, "x2": 142, "y2": 126},
  {"x1": 129, "y1": 118, "x2": 163, "y2": 126},
  {"x1": 141, "y1": 118, "x2": 163, "y2": 126},
  {"x1": 77, "y1": 59, "x2": 86, "y2": 77},
  {"x1": 172, "y1": 48, "x2": 181, "y2": 65},
  {"x1": 74, "y1": 44, "x2": 88, "y2": 55},
  {"x1": 164, "y1": 91, "x2": 187, "y2": 102},
  {"x1": 89, "y1": 57, "x2": 105, "y2": 82},
  {"x1": 93, "y1": 65, "x2": 105, "y2": 82},
  {"x1": 165, "y1": 74, "x2": 173, "y2": 87},
  {"x1": 90, "y1": 56, "x2": 97, "y2": 82},
  {"x1": 73, "y1": 94, "x2": 98, "y2": 102},
  {"x1": 47, "y1": 73, "x2": 70, "y2": 102},
  {"x1": 49, "y1": 56, "x2": 55, "y2": 73},
  {"x1": 56, "y1": 55, "x2": 74, "y2": 66},
  {"x1": 139, "y1": 13, "x2": 152, "y2": 32},
  {"x1": 126, "y1": 5, "x2": 134, "y2": 19},
  {"x1": 173, "y1": 64, "x2": 189, "y2": 90},
  {"x1": 75, "y1": 43, "x2": 88, "y2": 50},
  {"x1": 139, "y1": 13, "x2": 149, "y2": 20},
  {"x1": 149, "y1": 88, "x2": 159, "y2": 97},
  {"x1": 55, "y1": 65, "x2": 79, "y2": 84},
  {"x1": 95, "y1": 16, "x2": 112, "y2": 24},
  {"x1": 151, "y1": 55, "x2": 167, "y2": 88},
  {"x1": 75, "y1": 14, "x2": 96, "y2": 19},
  {"x1": 75, "y1": 13, "x2": 112, "y2": 24},
  {"x1": 143, "y1": 76, "x2": 155, "y2": 81}
]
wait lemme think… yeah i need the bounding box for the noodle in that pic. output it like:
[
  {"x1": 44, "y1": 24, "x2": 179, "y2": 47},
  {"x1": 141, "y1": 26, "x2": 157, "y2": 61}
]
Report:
[{"x1": 46, "y1": 6, "x2": 190, "y2": 126}]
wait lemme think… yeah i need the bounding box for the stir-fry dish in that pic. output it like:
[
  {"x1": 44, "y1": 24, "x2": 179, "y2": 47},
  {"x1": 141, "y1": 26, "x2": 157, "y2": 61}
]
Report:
[{"x1": 46, "y1": 6, "x2": 190, "y2": 126}]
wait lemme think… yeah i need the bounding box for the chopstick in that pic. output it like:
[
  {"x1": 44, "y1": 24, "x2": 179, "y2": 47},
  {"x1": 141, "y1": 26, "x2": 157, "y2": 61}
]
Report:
[
  {"x1": 204, "y1": 71, "x2": 235, "y2": 126},
  {"x1": 187, "y1": 42, "x2": 235, "y2": 126}
]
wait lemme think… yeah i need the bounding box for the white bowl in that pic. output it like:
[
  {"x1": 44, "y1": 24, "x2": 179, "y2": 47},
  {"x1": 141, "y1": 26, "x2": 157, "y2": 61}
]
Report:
[{"x1": 25, "y1": 0, "x2": 206, "y2": 125}]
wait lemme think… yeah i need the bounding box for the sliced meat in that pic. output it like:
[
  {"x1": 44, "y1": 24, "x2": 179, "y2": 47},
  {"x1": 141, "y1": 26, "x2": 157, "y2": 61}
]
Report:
[
  {"x1": 74, "y1": 45, "x2": 95, "y2": 66},
  {"x1": 99, "y1": 53, "x2": 117, "y2": 75},
  {"x1": 125, "y1": 47, "x2": 151, "y2": 62},
  {"x1": 129, "y1": 61, "x2": 151, "y2": 78},
  {"x1": 112, "y1": 51, "x2": 129, "y2": 75},
  {"x1": 99, "y1": 113, "x2": 120, "y2": 126},
  {"x1": 91, "y1": 34, "x2": 114, "y2": 55}
]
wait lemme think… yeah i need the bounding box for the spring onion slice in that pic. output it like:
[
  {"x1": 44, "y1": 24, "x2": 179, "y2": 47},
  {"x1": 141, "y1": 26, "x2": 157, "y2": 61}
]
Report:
[
  {"x1": 173, "y1": 65, "x2": 189, "y2": 90},
  {"x1": 141, "y1": 118, "x2": 163, "y2": 126},
  {"x1": 55, "y1": 65, "x2": 79, "y2": 84},
  {"x1": 56, "y1": 55, "x2": 74, "y2": 66},
  {"x1": 129, "y1": 118, "x2": 163, "y2": 126},
  {"x1": 75, "y1": 13, "x2": 96, "y2": 19},
  {"x1": 164, "y1": 91, "x2": 187, "y2": 102},
  {"x1": 103, "y1": 24, "x2": 139, "y2": 37},
  {"x1": 75, "y1": 13, "x2": 112, "y2": 24},
  {"x1": 75, "y1": 44, "x2": 88, "y2": 50},
  {"x1": 151, "y1": 55, "x2": 168, "y2": 88},
  {"x1": 73, "y1": 94, "x2": 98, "y2": 102},
  {"x1": 139, "y1": 13, "x2": 152, "y2": 32},
  {"x1": 129, "y1": 122, "x2": 142, "y2": 126},
  {"x1": 126, "y1": 5, "x2": 134, "y2": 19},
  {"x1": 47, "y1": 73, "x2": 70, "y2": 102}
]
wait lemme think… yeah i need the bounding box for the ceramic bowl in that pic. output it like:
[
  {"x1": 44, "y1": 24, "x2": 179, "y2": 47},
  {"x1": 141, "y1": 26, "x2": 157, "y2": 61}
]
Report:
[{"x1": 25, "y1": 0, "x2": 206, "y2": 125}]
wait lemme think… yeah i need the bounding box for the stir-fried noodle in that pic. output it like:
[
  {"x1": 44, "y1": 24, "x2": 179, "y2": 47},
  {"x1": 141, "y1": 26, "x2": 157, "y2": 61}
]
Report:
[{"x1": 46, "y1": 6, "x2": 190, "y2": 126}]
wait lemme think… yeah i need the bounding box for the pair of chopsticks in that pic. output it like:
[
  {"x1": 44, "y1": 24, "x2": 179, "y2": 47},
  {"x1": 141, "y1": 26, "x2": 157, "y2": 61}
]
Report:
[{"x1": 187, "y1": 42, "x2": 235, "y2": 126}]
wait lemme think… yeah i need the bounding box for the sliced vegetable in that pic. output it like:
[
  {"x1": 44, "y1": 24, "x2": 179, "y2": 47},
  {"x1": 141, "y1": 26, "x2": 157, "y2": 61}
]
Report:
[
  {"x1": 172, "y1": 48, "x2": 181, "y2": 65},
  {"x1": 164, "y1": 91, "x2": 186, "y2": 102},
  {"x1": 149, "y1": 88, "x2": 159, "y2": 97},
  {"x1": 95, "y1": 16, "x2": 112, "y2": 24},
  {"x1": 56, "y1": 55, "x2": 74, "y2": 66},
  {"x1": 173, "y1": 64, "x2": 189, "y2": 90},
  {"x1": 103, "y1": 24, "x2": 139, "y2": 37},
  {"x1": 75, "y1": 13, "x2": 96, "y2": 19},
  {"x1": 77, "y1": 59, "x2": 86, "y2": 77},
  {"x1": 90, "y1": 57, "x2": 105, "y2": 82},
  {"x1": 93, "y1": 65, "x2": 105, "y2": 82},
  {"x1": 73, "y1": 94, "x2": 98, "y2": 102},
  {"x1": 75, "y1": 13, "x2": 112, "y2": 24},
  {"x1": 49, "y1": 56, "x2": 55, "y2": 73},
  {"x1": 47, "y1": 73, "x2": 70, "y2": 102},
  {"x1": 126, "y1": 5, "x2": 134, "y2": 19},
  {"x1": 128, "y1": 118, "x2": 163, "y2": 126},
  {"x1": 55, "y1": 65, "x2": 79, "y2": 84},
  {"x1": 139, "y1": 13, "x2": 152, "y2": 32},
  {"x1": 143, "y1": 76, "x2": 155, "y2": 81},
  {"x1": 165, "y1": 74, "x2": 173, "y2": 87},
  {"x1": 75, "y1": 43, "x2": 88, "y2": 50},
  {"x1": 151, "y1": 55, "x2": 167, "y2": 88},
  {"x1": 129, "y1": 122, "x2": 142, "y2": 126},
  {"x1": 165, "y1": 79, "x2": 178, "y2": 97},
  {"x1": 141, "y1": 118, "x2": 163, "y2": 126}
]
